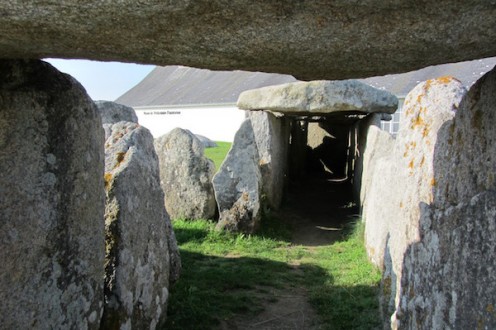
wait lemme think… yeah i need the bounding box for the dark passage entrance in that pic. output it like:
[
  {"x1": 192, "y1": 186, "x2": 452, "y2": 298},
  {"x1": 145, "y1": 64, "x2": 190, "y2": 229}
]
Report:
[{"x1": 280, "y1": 118, "x2": 360, "y2": 246}]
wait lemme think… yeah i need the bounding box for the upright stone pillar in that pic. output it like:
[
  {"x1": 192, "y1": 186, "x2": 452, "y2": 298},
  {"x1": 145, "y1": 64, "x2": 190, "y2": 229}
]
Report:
[
  {"x1": 248, "y1": 111, "x2": 290, "y2": 210},
  {"x1": 0, "y1": 60, "x2": 105, "y2": 329},
  {"x1": 102, "y1": 122, "x2": 178, "y2": 329}
]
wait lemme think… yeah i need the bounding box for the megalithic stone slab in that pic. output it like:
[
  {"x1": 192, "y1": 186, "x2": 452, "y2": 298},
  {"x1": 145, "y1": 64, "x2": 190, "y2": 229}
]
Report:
[
  {"x1": 398, "y1": 66, "x2": 496, "y2": 330},
  {"x1": 102, "y1": 121, "x2": 179, "y2": 329},
  {"x1": 96, "y1": 100, "x2": 138, "y2": 125},
  {"x1": 238, "y1": 80, "x2": 398, "y2": 115},
  {"x1": 361, "y1": 76, "x2": 467, "y2": 327},
  {"x1": 154, "y1": 128, "x2": 217, "y2": 220},
  {"x1": 95, "y1": 100, "x2": 139, "y2": 141},
  {"x1": 0, "y1": 59, "x2": 105, "y2": 329},
  {"x1": 0, "y1": 1, "x2": 495, "y2": 80},
  {"x1": 213, "y1": 119, "x2": 262, "y2": 233},
  {"x1": 248, "y1": 111, "x2": 290, "y2": 210}
]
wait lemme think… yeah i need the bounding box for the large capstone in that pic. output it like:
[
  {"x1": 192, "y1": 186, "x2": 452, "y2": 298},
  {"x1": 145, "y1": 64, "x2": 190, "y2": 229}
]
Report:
[
  {"x1": 0, "y1": 2, "x2": 495, "y2": 80},
  {"x1": 213, "y1": 119, "x2": 262, "y2": 233},
  {"x1": 102, "y1": 121, "x2": 180, "y2": 329},
  {"x1": 237, "y1": 80, "x2": 398, "y2": 115},
  {"x1": 154, "y1": 128, "x2": 217, "y2": 220},
  {"x1": 0, "y1": 60, "x2": 104, "y2": 329},
  {"x1": 396, "y1": 67, "x2": 496, "y2": 330}
]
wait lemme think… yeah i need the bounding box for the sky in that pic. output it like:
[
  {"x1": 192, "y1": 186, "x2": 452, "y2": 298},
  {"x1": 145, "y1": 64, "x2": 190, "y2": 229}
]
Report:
[{"x1": 45, "y1": 59, "x2": 155, "y2": 101}]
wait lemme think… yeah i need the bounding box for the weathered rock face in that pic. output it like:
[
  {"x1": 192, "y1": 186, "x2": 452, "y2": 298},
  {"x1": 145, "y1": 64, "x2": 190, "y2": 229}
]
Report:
[
  {"x1": 0, "y1": 60, "x2": 104, "y2": 329},
  {"x1": 397, "y1": 67, "x2": 496, "y2": 329},
  {"x1": 155, "y1": 128, "x2": 216, "y2": 220},
  {"x1": 248, "y1": 111, "x2": 290, "y2": 210},
  {"x1": 195, "y1": 134, "x2": 218, "y2": 148},
  {"x1": 0, "y1": 2, "x2": 495, "y2": 80},
  {"x1": 96, "y1": 100, "x2": 138, "y2": 125},
  {"x1": 102, "y1": 122, "x2": 179, "y2": 329},
  {"x1": 96, "y1": 101, "x2": 138, "y2": 141},
  {"x1": 213, "y1": 119, "x2": 262, "y2": 233},
  {"x1": 362, "y1": 76, "x2": 467, "y2": 326},
  {"x1": 364, "y1": 76, "x2": 465, "y2": 268},
  {"x1": 238, "y1": 80, "x2": 398, "y2": 115},
  {"x1": 352, "y1": 114, "x2": 394, "y2": 208}
]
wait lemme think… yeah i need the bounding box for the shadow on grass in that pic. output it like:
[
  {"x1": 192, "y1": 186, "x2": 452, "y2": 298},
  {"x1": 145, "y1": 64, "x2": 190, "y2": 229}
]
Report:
[
  {"x1": 163, "y1": 249, "x2": 327, "y2": 330},
  {"x1": 310, "y1": 284, "x2": 382, "y2": 330},
  {"x1": 173, "y1": 226, "x2": 210, "y2": 245},
  {"x1": 163, "y1": 249, "x2": 381, "y2": 329}
]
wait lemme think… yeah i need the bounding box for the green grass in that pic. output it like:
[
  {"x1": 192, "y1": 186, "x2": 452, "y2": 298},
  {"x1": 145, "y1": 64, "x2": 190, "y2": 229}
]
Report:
[
  {"x1": 204, "y1": 141, "x2": 232, "y2": 170},
  {"x1": 164, "y1": 218, "x2": 382, "y2": 330}
]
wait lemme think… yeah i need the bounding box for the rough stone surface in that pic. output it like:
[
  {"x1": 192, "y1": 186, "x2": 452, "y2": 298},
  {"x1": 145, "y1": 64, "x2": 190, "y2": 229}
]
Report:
[
  {"x1": 364, "y1": 77, "x2": 465, "y2": 269},
  {"x1": 398, "y1": 194, "x2": 496, "y2": 329},
  {"x1": 195, "y1": 134, "x2": 218, "y2": 148},
  {"x1": 102, "y1": 121, "x2": 179, "y2": 329},
  {"x1": 213, "y1": 119, "x2": 262, "y2": 233},
  {"x1": 0, "y1": 60, "x2": 104, "y2": 329},
  {"x1": 363, "y1": 76, "x2": 467, "y2": 327},
  {"x1": 237, "y1": 80, "x2": 398, "y2": 115},
  {"x1": 396, "y1": 67, "x2": 496, "y2": 329},
  {"x1": 96, "y1": 101, "x2": 138, "y2": 141},
  {"x1": 248, "y1": 111, "x2": 290, "y2": 210},
  {"x1": 155, "y1": 128, "x2": 216, "y2": 220},
  {"x1": 0, "y1": 2, "x2": 495, "y2": 80},
  {"x1": 96, "y1": 100, "x2": 138, "y2": 125},
  {"x1": 353, "y1": 114, "x2": 394, "y2": 208}
]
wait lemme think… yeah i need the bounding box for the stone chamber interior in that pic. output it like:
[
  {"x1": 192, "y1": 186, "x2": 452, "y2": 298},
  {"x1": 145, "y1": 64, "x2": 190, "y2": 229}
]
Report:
[{"x1": 279, "y1": 117, "x2": 361, "y2": 246}]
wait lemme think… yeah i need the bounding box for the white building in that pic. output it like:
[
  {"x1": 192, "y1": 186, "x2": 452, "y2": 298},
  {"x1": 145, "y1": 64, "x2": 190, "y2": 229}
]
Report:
[
  {"x1": 116, "y1": 66, "x2": 296, "y2": 141},
  {"x1": 116, "y1": 58, "x2": 496, "y2": 140}
]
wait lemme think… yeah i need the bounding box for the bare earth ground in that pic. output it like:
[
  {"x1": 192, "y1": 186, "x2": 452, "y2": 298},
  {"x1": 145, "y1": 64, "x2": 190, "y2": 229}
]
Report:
[{"x1": 219, "y1": 176, "x2": 357, "y2": 329}]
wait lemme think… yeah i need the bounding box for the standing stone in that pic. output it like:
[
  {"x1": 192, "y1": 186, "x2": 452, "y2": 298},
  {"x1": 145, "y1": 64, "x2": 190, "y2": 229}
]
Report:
[
  {"x1": 0, "y1": 60, "x2": 104, "y2": 329},
  {"x1": 213, "y1": 119, "x2": 262, "y2": 233},
  {"x1": 95, "y1": 100, "x2": 138, "y2": 140},
  {"x1": 96, "y1": 100, "x2": 138, "y2": 124},
  {"x1": 248, "y1": 111, "x2": 290, "y2": 210},
  {"x1": 362, "y1": 76, "x2": 467, "y2": 327},
  {"x1": 398, "y1": 67, "x2": 496, "y2": 329},
  {"x1": 102, "y1": 121, "x2": 177, "y2": 329},
  {"x1": 155, "y1": 128, "x2": 216, "y2": 220},
  {"x1": 353, "y1": 114, "x2": 394, "y2": 209},
  {"x1": 195, "y1": 134, "x2": 218, "y2": 148}
]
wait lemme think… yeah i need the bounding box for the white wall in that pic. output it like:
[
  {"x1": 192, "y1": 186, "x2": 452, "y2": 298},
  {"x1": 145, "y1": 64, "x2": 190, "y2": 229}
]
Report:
[{"x1": 135, "y1": 104, "x2": 246, "y2": 142}]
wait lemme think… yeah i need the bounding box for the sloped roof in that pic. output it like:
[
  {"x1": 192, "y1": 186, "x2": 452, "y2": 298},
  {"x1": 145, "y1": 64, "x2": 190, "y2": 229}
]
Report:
[
  {"x1": 116, "y1": 66, "x2": 297, "y2": 107},
  {"x1": 361, "y1": 57, "x2": 496, "y2": 97},
  {"x1": 116, "y1": 57, "x2": 496, "y2": 107}
]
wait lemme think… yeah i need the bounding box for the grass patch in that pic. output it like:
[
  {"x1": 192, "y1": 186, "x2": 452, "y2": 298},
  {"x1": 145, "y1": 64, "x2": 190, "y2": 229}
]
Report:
[
  {"x1": 204, "y1": 141, "x2": 232, "y2": 170},
  {"x1": 164, "y1": 218, "x2": 381, "y2": 330}
]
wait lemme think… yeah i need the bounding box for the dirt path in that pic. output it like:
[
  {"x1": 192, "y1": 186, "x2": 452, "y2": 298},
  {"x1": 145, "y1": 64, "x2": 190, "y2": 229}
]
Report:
[
  {"x1": 219, "y1": 176, "x2": 357, "y2": 329},
  {"x1": 220, "y1": 285, "x2": 322, "y2": 330}
]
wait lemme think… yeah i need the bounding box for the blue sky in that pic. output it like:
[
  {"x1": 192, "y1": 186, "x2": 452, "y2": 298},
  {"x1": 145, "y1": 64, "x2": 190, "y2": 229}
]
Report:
[{"x1": 45, "y1": 59, "x2": 155, "y2": 101}]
